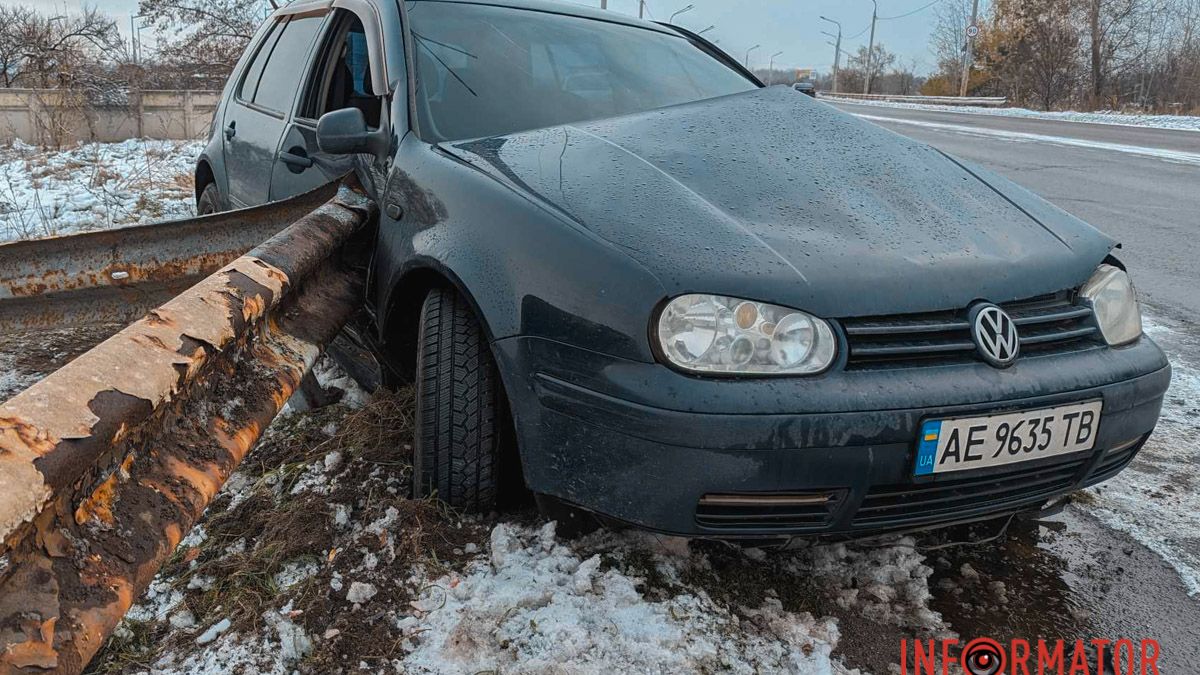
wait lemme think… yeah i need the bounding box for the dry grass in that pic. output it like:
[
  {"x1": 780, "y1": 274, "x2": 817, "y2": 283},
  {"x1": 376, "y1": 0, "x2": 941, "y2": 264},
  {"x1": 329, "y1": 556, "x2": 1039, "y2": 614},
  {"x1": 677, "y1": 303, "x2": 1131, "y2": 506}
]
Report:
[{"x1": 86, "y1": 388, "x2": 493, "y2": 674}]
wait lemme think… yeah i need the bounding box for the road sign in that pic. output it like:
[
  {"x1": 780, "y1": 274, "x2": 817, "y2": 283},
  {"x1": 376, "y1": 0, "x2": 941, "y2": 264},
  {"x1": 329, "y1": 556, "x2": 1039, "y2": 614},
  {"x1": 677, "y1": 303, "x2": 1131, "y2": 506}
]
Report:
[{"x1": 966, "y1": 24, "x2": 980, "y2": 38}]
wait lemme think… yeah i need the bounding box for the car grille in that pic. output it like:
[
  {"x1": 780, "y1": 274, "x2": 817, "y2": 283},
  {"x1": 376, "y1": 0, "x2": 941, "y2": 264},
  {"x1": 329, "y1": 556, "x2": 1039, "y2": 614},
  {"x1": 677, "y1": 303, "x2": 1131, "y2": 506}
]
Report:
[
  {"x1": 841, "y1": 292, "x2": 1101, "y2": 369},
  {"x1": 851, "y1": 454, "x2": 1088, "y2": 530},
  {"x1": 1087, "y1": 436, "x2": 1146, "y2": 484},
  {"x1": 695, "y1": 491, "x2": 846, "y2": 532}
]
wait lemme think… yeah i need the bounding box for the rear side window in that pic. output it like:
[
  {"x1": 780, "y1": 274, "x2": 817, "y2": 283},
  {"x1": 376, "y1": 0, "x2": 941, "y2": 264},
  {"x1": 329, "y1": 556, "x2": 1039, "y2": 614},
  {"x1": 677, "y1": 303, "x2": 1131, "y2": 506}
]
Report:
[
  {"x1": 238, "y1": 21, "x2": 282, "y2": 102},
  {"x1": 247, "y1": 15, "x2": 325, "y2": 113}
]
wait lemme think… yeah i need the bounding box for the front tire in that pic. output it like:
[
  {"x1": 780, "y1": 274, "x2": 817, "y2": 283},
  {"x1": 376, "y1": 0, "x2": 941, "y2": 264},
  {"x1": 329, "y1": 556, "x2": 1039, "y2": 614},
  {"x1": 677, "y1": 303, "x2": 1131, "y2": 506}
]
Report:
[
  {"x1": 412, "y1": 288, "x2": 503, "y2": 511},
  {"x1": 197, "y1": 183, "x2": 221, "y2": 215}
]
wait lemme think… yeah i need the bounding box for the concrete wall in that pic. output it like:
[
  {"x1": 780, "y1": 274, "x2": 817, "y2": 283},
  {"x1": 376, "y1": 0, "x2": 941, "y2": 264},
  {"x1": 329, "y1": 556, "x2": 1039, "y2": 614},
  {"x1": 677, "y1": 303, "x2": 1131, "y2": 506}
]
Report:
[{"x1": 0, "y1": 89, "x2": 222, "y2": 146}]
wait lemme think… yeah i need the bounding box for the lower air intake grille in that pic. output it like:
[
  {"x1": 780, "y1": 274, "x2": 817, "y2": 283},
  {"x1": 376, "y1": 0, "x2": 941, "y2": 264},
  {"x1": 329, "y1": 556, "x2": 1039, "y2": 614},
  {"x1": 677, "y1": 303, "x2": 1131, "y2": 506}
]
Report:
[
  {"x1": 696, "y1": 491, "x2": 845, "y2": 532},
  {"x1": 852, "y1": 455, "x2": 1088, "y2": 530}
]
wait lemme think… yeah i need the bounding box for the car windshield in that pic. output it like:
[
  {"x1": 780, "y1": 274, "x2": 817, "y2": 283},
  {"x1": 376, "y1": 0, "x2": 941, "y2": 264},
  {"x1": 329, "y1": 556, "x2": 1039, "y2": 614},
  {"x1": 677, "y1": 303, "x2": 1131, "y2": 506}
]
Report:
[{"x1": 406, "y1": 1, "x2": 757, "y2": 142}]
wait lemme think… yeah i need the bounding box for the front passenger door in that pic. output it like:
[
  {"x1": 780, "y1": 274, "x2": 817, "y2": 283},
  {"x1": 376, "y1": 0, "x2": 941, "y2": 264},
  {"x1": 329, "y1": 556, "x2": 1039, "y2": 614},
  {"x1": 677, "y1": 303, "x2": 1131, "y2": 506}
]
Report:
[
  {"x1": 271, "y1": 11, "x2": 385, "y2": 202},
  {"x1": 221, "y1": 13, "x2": 325, "y2": 208}
]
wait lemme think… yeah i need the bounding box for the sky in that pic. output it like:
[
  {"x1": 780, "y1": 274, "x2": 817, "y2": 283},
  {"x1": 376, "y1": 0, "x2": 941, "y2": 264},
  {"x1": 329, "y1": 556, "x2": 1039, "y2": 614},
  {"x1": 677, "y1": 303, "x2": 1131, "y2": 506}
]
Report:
[{"x1": 8, "y1": 0, "x2": 948, "y2": 75}]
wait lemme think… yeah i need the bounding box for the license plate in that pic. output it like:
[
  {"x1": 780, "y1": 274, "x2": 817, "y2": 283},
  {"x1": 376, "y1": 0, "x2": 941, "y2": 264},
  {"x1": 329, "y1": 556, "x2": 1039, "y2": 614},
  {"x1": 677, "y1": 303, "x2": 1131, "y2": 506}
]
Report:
[{"x1": 914, "y1": 400, "x2": 1103, "y2": 476}]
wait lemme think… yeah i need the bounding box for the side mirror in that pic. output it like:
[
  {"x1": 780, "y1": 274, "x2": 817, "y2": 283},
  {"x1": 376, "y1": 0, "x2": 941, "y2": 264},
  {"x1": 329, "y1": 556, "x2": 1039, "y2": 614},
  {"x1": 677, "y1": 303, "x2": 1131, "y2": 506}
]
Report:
[{"x1": 317, "y1": 107, "x2": 376, "y2": 155}]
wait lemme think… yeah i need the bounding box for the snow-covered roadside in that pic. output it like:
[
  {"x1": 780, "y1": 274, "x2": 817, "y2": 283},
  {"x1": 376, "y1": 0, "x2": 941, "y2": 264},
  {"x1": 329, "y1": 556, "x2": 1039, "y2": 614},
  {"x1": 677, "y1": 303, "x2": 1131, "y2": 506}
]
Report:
[
  {"x1": 820, "y1": 95, "x2": 1200, "y2": 132},
  {"x1": 1076, "y1": 316, "x2": 1200, "y2": 596},
  {"x1": 0, "y1": 138, "x2": 202, "y2": 243},
  {"x1": 89, "y1": 359, "x2": 949, "y2": 675},
  {"x1": 854, "y1": 113, "x2": 1200, "y2": 167}
]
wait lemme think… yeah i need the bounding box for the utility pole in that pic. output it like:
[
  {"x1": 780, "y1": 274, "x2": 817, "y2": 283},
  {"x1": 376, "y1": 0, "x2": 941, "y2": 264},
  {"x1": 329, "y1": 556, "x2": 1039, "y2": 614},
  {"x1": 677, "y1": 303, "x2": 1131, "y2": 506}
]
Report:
[
  {"x1": 863, "y1": 0, "x2": 878, "y2": 95},
  {"x1": 600, "y1": 0, "x2": 606, "y2": 8},
  {"x1": 639, "y1": 0, "x2": 645, "y2": 18},
  {"x1": 959, "y1": 0, "x2": 980, "y2": 97},
  {"x1": 768, "y1": 51, "x2": 783, "y2": 85},
  {"x1": 820, "y1": 16, "x2": 842, "y2": 94}
]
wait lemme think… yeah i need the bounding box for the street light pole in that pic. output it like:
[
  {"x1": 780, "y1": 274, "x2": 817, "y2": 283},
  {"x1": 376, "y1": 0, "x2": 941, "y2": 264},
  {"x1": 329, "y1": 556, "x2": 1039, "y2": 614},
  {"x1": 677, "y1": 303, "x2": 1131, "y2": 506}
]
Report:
[
  {"x1": 639, "y1": 0, "x2": 645, "y2": 19},
  {"x1": 600, "y1": 0, "x2": 606, "y2": 8},
  {"x1": 669, "y1": 4, "x2": 694, "y2": 24},
  {"x1": 744, "y1": 44, "x2": 760, "y2": 69},
  {"x1": 768, "y1": 51, "x2": 783, "y2": 86},
  {"x1": 863, "y1": 0, "x2": 878, "y2": 95},
  {"x1": 959, "y1": 0, "x2": 981, "y2": 97},
  {"x1": 819, "y1": 16, "x2": 842, "y2": 94},
  {"x1": 698, "y1": 25, "x2": 715, "y2": 35}
]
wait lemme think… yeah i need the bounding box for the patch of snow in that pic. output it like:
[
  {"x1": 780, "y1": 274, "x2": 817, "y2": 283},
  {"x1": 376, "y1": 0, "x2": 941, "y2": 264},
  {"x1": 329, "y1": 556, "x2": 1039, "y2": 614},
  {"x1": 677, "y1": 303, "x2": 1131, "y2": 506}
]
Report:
[
  {"x1": 822, "y1": 95, "x2": 1200, "y2": 132},
  {"x1": 346, "y1": 581, "x2": 378, "y2": 604},
  {"x1": 0, "y1": 139, "x2": 202, "y2": 243},
  {"x1": 313, "y1": 354, "x2": 370, "y2": 409},
  {"x1": 289, "y1": 462, "x2": 330, "y2": 496},
  {"x1": 153, "y1": 608, "x2": 312, "y2": 675},
  {"x1": 401, "y1": 521, "x2": 869, "y2": 674},
  {"x1": 1077, "y1": 316, "x2": 1200, "y2": 596},
  {"x1": 0, "y1": 353, "x2": 38, "y2": 401},
  {"x1": 853, "y1": 113, "x2": 1200, "y2": 167},
  {"x1": 274, "y1": 560, "x2": 320, "y2": 591},
  {"x1": 126, "y1": 578, "x2": 185, "y2": 623},
  {"x1": 195, "y1": 618, "x2": 231, "y2": 645},
  {"x1": 179, "y1": 524, "x2": 207, "y2": 549}
]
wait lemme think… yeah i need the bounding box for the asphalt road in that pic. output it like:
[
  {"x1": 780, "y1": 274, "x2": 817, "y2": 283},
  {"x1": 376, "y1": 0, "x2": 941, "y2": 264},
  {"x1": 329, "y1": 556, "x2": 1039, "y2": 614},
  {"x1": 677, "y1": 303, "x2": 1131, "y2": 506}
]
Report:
[{"x1": 829, "y1": 100, "x2": 1200, "y2": 323}]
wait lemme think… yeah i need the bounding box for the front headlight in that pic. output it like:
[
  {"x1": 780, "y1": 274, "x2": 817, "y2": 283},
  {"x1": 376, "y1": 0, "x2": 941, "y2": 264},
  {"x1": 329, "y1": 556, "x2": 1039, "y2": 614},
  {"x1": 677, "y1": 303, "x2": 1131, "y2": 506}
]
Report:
[
  {"x1": 1081, "y1": 263, "x2": 1142, "y2": 346},
  {"x1": 655, "y1": 294, "x2": 837, "y2": 375}
]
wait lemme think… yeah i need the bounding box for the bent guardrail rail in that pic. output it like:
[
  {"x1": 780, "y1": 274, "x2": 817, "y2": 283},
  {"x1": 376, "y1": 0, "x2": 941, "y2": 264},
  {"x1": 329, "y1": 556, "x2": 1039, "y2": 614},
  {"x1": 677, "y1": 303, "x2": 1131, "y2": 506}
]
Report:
[
  {"x1": 0, "y1": 177, "x2": 374, "y2": 674},
  {"x1": 0, "y1": 182, "x2": 337, "y2": 333},
  {"x1": 819, "y1": 92, "x2": 1009, "y2": 107}
]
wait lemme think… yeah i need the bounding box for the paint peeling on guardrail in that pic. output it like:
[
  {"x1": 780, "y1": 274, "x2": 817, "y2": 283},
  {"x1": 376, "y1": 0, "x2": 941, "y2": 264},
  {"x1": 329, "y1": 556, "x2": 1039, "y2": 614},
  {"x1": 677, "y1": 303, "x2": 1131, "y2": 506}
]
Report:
[{"x1": 0, "y1": 177, "x2": 374, "y2": 674}]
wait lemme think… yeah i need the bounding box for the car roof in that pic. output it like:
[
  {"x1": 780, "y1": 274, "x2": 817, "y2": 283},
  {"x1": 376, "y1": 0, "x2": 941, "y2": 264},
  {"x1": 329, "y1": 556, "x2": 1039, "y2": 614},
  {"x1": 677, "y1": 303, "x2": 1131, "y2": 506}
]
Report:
[{"x1": 405, "y1": 0, "x2": 678, "y2": 35}]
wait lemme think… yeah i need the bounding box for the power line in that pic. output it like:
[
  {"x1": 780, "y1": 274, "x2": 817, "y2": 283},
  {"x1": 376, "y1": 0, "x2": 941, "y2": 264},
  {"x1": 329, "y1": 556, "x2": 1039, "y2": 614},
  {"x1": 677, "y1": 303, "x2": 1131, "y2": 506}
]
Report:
[{"x1": 878, "y1": 0, "x2": 943, "y2": 21}]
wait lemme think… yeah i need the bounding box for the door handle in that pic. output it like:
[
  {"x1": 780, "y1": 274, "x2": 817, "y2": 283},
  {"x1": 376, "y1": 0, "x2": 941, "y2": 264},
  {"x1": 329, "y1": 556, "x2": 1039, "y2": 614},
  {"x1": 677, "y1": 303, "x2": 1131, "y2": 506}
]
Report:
[
  {"x1": 224, "y1": 121, "x2": 236, "y2": 140},
  {"x1": 280, "y1": 149, "x2": 314, "y2": 170}
]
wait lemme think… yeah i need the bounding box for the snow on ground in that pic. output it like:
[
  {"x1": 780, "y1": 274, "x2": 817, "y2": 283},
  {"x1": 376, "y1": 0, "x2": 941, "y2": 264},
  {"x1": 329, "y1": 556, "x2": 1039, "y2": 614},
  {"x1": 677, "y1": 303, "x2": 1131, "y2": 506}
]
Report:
[
  {"x1": 853, "y1": 113, "x2": 1200, "y2": 168},
  {"x1": 1076, "y1": 316, "x2": 1200, "y2": 596},
  {"x1": 89, "y1": 360, "x2": 948, "y2": 675},
  {"x1": 820, "y1": 95, "x2": 1200, "y2": 132},
  {"x1": 0, "y1": 138, "x2": 202, "y2": 243}
]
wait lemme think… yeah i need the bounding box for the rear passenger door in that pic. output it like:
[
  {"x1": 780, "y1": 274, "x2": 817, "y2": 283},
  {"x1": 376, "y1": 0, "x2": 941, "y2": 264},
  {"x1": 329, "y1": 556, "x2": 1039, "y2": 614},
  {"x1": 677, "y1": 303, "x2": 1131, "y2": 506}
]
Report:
[{"x1": 222, "y1": 13, "x2": 325, "y2": 208}]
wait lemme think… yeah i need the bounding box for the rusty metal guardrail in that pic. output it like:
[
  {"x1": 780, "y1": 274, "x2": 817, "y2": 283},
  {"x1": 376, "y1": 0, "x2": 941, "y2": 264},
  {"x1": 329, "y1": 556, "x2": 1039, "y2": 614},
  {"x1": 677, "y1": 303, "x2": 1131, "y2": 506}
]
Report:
[
  {"x1": 0, "y1": 176, "x2": 375, "y2": 674},
  {"x1": 0, "y1": 182, "x2": 337, "y2": 334}
]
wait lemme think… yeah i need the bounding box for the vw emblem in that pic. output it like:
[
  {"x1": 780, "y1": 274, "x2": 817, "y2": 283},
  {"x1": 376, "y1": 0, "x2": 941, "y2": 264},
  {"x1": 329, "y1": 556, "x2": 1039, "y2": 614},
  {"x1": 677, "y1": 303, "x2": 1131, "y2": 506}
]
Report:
[{"x1": 970, "y1": 303, "x2": 1020, "y2": 368}]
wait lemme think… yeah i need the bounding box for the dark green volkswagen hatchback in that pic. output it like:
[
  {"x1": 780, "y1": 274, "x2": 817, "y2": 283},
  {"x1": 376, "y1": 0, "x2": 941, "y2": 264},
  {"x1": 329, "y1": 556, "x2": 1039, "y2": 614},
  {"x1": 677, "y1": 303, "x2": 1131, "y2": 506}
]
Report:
[{"x1": 195, "y1": 0, "x2": 1170, "y2": 542}]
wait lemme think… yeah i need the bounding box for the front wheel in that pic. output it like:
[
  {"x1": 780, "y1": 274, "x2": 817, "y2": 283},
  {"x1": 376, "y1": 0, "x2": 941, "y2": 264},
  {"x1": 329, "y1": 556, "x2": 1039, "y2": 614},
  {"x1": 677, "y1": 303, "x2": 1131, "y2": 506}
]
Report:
[
  {"x1": 197, "y1": 183, "x2": 221, "y2": 215},
  {"x1": 412, "y1": 287, "x2": 505, "y2": 512}
]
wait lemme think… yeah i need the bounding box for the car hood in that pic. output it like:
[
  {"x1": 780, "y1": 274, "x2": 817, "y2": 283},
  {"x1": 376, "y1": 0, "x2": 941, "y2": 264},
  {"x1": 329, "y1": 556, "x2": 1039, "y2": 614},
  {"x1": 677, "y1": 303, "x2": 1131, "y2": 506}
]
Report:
[{"x1": 444, "y1": 86, "x2": 1116, "y2": 317}]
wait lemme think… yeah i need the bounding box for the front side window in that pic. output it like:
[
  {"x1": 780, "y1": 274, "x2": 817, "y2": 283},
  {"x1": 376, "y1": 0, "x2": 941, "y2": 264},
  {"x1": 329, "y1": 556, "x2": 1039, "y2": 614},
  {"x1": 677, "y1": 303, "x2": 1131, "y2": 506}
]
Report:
[
  {"x1": 250, "y1": 15, "x2": 325, "y2": 113},
  {"x1": 407, "y1": 2, "x2": 756, "y2": 142},
  {"x1": 302, "y1": 14, "x2": 381, "y2": 128}
]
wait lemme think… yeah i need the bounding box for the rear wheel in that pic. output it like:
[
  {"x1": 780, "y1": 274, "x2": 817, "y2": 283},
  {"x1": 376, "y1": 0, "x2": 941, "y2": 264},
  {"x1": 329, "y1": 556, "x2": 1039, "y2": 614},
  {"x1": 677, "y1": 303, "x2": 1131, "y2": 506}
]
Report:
[
  {"x1": 197, "y1": 183, "x2": 221, "y2": 215},
  {"x1": 412, "y1": 287, "x2": 505, "y2": 511}
]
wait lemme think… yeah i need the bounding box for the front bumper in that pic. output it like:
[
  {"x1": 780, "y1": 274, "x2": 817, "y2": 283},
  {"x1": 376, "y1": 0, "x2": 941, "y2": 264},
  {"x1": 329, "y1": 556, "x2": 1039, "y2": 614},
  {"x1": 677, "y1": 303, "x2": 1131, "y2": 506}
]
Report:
[{"x1": 494, "y1": 335, "x2": 1171, "y2": 540}]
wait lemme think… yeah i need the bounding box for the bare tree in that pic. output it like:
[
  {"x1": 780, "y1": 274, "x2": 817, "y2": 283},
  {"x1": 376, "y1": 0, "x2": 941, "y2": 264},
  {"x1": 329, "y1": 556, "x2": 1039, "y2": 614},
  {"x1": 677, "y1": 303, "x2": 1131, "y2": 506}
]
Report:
[
  {"x1": 137, "y1": 0, "x2": 274, "y2": 83},
  {"x1": 0, "y1": 6, "x2": 123, "y2": 90},
  {"x1": 845, "y1": 43, "x2": 897, "y2": 94}
]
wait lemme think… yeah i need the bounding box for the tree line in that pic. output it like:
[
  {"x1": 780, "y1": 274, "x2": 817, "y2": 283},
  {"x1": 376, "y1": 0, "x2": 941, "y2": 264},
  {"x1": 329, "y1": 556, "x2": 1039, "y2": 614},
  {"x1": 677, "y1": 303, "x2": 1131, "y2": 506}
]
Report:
[
  {"x1": 924, "y1": 0, "x2": 1200, "y2": 111},
  {"x1": 2, "y1": 0, "x2": 1197, "y2": 116}
]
